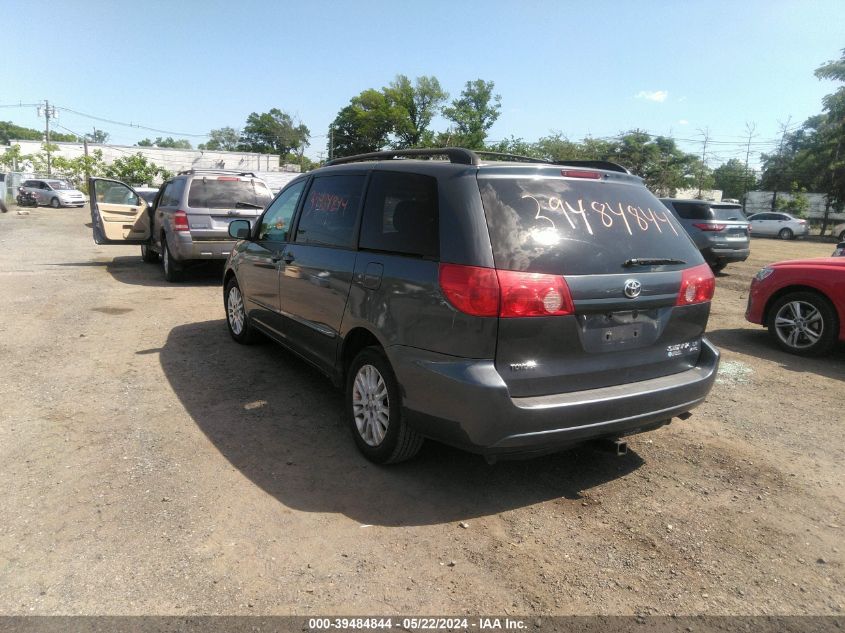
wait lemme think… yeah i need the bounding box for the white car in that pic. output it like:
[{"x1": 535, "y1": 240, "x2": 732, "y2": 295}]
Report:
[
  {"x1": 20, "y1": 178, "x2": 86, "y2": 208},
  {"x1": 746, "y1": 212, "x2": 809, "y2": 240},
  {"x1": 832, "y1": 222, "x2": 845, "y2": 242}
]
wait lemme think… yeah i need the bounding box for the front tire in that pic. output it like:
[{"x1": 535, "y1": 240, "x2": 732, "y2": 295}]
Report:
[
  {"x1": 50, "y1": 197, "x2": 60, "y2": 208},
  {"x1": 778, "y1": 227, "x2": 793, "y2": 240},
  {"x1": 224, "y1": 277, "x2": 257, "y2": 344},
  {"x1": 346, "y1": 347, "x2": 423, "y2": 464},
  {"x1": 838, "y1": 230, "x2": 845, "y2": 242},
  {"x1": 768, "y1": 291, "x2": 838, "y2": 356},
  {"x1": 161, "y1": 237, "x2": 182, "y2": 282}
]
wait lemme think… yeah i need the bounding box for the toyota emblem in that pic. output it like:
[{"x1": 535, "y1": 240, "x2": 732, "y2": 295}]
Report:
[{"x1": 624, "y1": 279, "x2": 642, "y2": 298}]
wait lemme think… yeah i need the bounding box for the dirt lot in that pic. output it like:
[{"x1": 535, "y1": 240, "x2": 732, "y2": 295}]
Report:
[{"x1": 0, "y1": 206, "x2": 842, "y2": 616}]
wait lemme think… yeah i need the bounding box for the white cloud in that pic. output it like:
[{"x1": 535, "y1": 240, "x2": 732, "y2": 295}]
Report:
[
  {"x1": 635, "y1": 90, "x2": 669, "y2": 103},
  {"x1": 678, "y1": 119, "x2": 689, "y2": 125}
]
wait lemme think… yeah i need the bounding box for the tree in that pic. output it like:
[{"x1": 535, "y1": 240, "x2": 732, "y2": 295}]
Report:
[
  {"x1": 713, "y1": 158, "x2": 758, "y2": 200},
  {"x1": 0, "y1": 121, "x2": 44, "y2": 143},
  {"x1": 442, "y1": 79, "x2": 502, "y2": 149},
  {"x1": 239, "y1": 109, "x2": 309, "y2": 156},
  {"x1": 776, "y1": 182, "x2": 810, "y2": 218},
  {"x1": 85, "y1": 129, "x2": 109, "y2": 144},
  {"x1": 329, "y1": 90, "x2": 401, "y2": 157},
  {"x1": 104, "y1": 153, "x2": 172, "y2": 185},
  {"x1": 608, "y1": 131, "x2": 706, "y2": 196},
  {"x1": 385, "y1": 75, "x2": 448, "y2": 148},
  {"x1": 0, "y1": 144, "x2": 26, "y2": 170},
  {"x1": 52, "y1": 150, "x2": 107, "y2": 191},
  {"x1": 198, "y1": 127, "x2": 240, "y2": 151},
  {"x1": 26, "y1": 142, "x2": 60, "y2": 174}
]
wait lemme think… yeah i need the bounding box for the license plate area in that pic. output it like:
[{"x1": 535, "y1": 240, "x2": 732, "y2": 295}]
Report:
[{"x1": 578, "y1": 309, "x2": 662, "y2": 352}]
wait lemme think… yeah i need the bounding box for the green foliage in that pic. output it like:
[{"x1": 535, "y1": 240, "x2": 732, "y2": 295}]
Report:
[
  {"x1": 198, "y1": 127, "x2": 240, "y2": 151},
  {"x1": 0, "y1": 144, "x2": 25, "y2": 170},
  {"x1": 775, "y1": 182, "x2": 810, "y2": 217},
  {"x1": 85, "y1": 129, "x2": 109, "y2": 144},
  {"x1": 136, "y1": 136, "x2": 192, "y2": 149},
  {"x1": 240, "y1": 109, "x2": 309, "y2": 156},
  {"x1": 385, "y1": 75, "x2": 448, "y2": 148},
  {"x1": 330, "y1": 90, "x2": 401, "y2": 157},
  {"x1": 25, "y1": 143, "x2": 60, "y2": 174},
  {"x1": 104, "y1": 153, "x2": 172, "y2": 186},
  {"x1": 52, "y1": 150, "x2": 107, "y2": 191},
  {"x1": 442, "y1": 79, "x2": 502, "y2": 149},
  {"x1": 0, "y1": 121, "x2": 43, "y2": 143},
  {"x1": 713, "y1": 158, "x2": 757, "y2": 200}
]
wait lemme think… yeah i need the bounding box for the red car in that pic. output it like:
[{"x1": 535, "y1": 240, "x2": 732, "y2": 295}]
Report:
[{"x1": 746, "y1": 258, "x2": 845, "y2": 356}]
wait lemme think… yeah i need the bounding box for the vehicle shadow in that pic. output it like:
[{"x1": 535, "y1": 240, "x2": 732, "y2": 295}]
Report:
[
  {"x1": 708, "y1": 327, "x2": 845, "y2": 381},
  {"x1": 158, "y1": 319, "x2": 644, "y2": 527},
  {"x1": 54, "y1": 256, "x2": 224, "y2": 287}
]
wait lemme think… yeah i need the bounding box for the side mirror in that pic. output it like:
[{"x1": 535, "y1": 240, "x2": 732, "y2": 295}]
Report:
[{"x1": 229, "y1": 219, "x2": 251, "y2": 240}]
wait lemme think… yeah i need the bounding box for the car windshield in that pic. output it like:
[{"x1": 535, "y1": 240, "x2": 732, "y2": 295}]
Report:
[
  {"x1": 187, "y1": 178, "x2": 272, "y2": 209},
  {"x1": 47, "y1": 181, "x2": 72, "y2": 190},
  {"x1": 479, "y1": 177, "x2": 701, "y2": 275}
]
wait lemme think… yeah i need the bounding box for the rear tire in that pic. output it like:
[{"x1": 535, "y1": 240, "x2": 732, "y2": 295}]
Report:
[
  {"x1": 50, "y1": 197, "x2": 60, "y2": 209},
  {"x1": 346, "y1": 347, "x2": 423, "y2": 464},
  {"x1": 224, "y1": 277, "x2": 257, "y2": 344},
  {"x1": 778, "y1": 228, "x2": 793, "y2": 240},
  {"x1": 838, "y1": 230, "x2": 845, "y2": 242},
  {"x1": 767, "y1": 291, "x2": 838, "y2": 356},
  {"x1": 710, "y1": 262, "x2": 727, "y2": 273},
  {"x1": 141, "y1": 244, "x2": 158, "y2": 263},
  {"x1": 161, "y1": 237, "x2": 182, "y2": 282}
]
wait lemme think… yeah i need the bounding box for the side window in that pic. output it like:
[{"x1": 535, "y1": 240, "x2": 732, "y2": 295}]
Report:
[
  {"x1": 294, "y1": 175, "x2": 365, "y2": 248},
  {"x1": 672, "y1": 202, "x2": 707, "y2": 220},
  {"x1": 359, "y1": 171, "x2": 439, "y2": 258},
  {"x1": 258, "y1": 180, "x2": 306, "y2": 241},
  {"x1": 159, "y1": 180, "x2": 185, "y2": 207},
  {"x1": 98, "y1": 181, "x2": 139, "y2": 206}
]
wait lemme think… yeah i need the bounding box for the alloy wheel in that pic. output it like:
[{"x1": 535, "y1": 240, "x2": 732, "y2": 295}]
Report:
[
  {"x1": 227, "y1": 286, "x2": 245, "y2": 335},
  {"x1": 352, "y1": 364, "x2": 390, "y2": 447},
  {"x1": 774, "y1": 300, "x2": 823, "y2": 350}
]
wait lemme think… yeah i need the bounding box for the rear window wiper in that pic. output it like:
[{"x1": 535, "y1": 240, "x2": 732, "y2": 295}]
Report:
[
  {"x1": 234, "y1": 201, "x2": 263, "y2": 209},
  {"x1": 623, "y1": 258, "x2": 687, "y2": 267}
]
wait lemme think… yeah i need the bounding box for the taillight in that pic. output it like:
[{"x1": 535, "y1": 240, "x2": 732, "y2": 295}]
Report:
[
  {"x1": 676, "y1": 263, "x2": 715, "y2": 306},
  {"x1": 438, "y1": 264, "x2": 574, "y2": 318},
  {"x1": 497, "y1": 270, "x2": 574, "y2": 317},
  {"x1": 438, "y1": 264, "x2": 500, "y2": 317},
  {"x1": 560, "y1": 169, "x2": 601, "y2": 179},
  {"x1": 173, "y1": 210, "x2": 190, "y2": 232},
  {"x1": 692, "y1": 223, "x2": 726, "y2": 232}
]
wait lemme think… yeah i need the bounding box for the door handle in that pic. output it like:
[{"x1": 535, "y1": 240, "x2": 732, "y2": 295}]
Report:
[
  {"x1": 282, "y1": 252, "x2": 295, "y2": 264},
  {"x1": 271, "y1": 251, "x2": 284, "y2": 263}
]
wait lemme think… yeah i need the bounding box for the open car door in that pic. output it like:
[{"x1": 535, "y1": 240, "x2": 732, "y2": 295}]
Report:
[{"x1": 89, "y1": 178, "x2": 151, "y2": 245}]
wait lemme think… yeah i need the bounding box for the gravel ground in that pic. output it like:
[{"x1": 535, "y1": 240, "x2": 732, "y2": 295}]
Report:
[{"x1": 0, "y1": 206, "x2": 842, "y2": 616}]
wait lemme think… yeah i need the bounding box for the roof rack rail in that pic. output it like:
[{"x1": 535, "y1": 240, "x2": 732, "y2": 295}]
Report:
[
  {"x1": 325, "y1": 147, "x2": 478, "y2": 166},
  {"x1": 473, "y1": 151, "x2": 550, "y2": 164},
  {"x1": 553, "y1": 160, "x2": 630, "y2": 174},
  {"x1": 176, "y1": 169, "x2": 257, "y2": 177}
]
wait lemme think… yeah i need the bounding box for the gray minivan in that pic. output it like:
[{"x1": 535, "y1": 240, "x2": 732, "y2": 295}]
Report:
[
  {"x1": 89, "y1": 170, "x2": 272, "y2": 281},
  {"x1": 222, "y1": 149, "x2": 720, "y2": 464},
  {"x1": 659, "y1": 199, "x2": 750, "y2": 272}
]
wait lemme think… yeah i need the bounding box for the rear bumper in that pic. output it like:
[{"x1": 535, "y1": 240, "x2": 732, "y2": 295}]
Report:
[
  {"x1": 169, "y1": 235, "x2": 237, "y2": 261},
  {"x1": 389, "y1": 338, "x2": 720, "y2": 455},
  {"x1": 702, "y1": 245, "x2": 749, "y2": 264}
]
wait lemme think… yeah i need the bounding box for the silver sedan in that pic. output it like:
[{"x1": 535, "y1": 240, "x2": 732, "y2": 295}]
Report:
[{"x1": 747, "y1": 212, "x2": 809, "y2": 240}]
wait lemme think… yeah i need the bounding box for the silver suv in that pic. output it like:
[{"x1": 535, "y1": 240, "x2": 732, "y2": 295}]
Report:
[
  {"x1": 89, "y1": 170, "x2": 272, "y2": 281},
  {"x1": 20, "y1": 179, "x2": 86, "y2": 208}
]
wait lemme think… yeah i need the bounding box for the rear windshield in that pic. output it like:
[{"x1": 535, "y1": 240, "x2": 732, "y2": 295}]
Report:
[
  {"x1": 709, "y1": 205, "x2": 746, "y2": 221},
  {"x1": 187, "y1": 178, "x2": 272, "y2": 209},
  {"x1": 479, "y1": 178, "x2": 700, "y2": 275}
]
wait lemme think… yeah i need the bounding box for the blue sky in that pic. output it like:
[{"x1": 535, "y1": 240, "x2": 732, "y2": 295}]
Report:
[{"x1": 3, "y1": 0, "x2": 843, "y2": 166}]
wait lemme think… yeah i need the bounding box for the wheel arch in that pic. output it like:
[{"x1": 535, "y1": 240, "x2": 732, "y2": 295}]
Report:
[
  {"x1": 763, "y1": 284, "x2": 839, "y2": 328},
  {"x1": 339, "y1": 327, "x2": 384, "y2": 384}
]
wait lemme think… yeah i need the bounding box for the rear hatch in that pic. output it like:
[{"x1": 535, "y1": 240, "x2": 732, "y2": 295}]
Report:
[
  {"x1": 477, "y1": 168, "x2": 712, "y2": 397},
  {"x1": 706, "y1": 204, "x2": 749, "y2": 248},
  {"x1": 185, "y1": 176, "x2": 272, "y2": 240}
]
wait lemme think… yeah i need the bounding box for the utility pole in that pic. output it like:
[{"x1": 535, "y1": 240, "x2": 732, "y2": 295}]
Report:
[
  {"x1": 83, "y1": 136, "x2": 90, "y2": 183},
  {"x1": 37, "y1": 100, "x2": 57, "y2": 176},
  {"x1": 741, "y1": 122, "x2": 757, "y2": 213},
  {"x1": 697, "y1": 127, "x2": 710, "y2": 199},
  {"x1": 329, "y1": 126, "x2": 334, "y2": 161}
]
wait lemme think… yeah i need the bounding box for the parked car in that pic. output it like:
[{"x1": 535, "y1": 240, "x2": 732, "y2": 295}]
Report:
[
  {"x1": 746, "y1": 212, "x2": 808, "y2": 240},
  {"x1": 219, "y1": 148, "x2": 719, "y2": 464},
  {"x1": 88, "y1": 170, "x2": 273, "y2": 281},
  {"x1": 833, "y1": 242, "x2": 845, "y2": 257},
  {"x1": 20, "y1": 179, "x2": 86, "y2": 208},
  {"x1": 659, "y1": 198, "x2": 750, "y2": 272},
  {"x1": 746, "y1": 258, "x2": 845, "y2": 356},
  {"x1": 832, "y1": 221, "x2": 845, "y2": 242}
]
